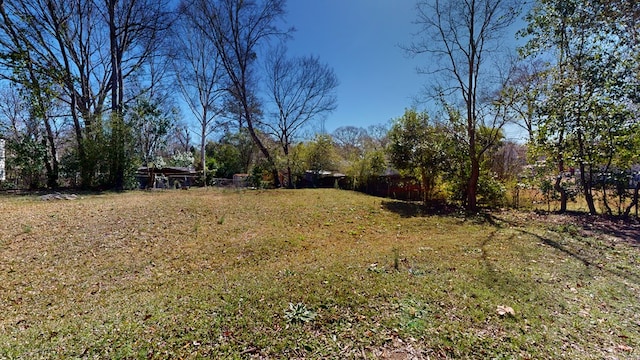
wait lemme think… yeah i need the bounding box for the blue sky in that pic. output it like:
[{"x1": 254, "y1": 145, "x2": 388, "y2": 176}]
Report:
[
  {"x1": 284, "y1": 0, "x2": 529, "y2": 142},
  {"x1": 285, "y1": 0, "x2": 424, "y2": 134}
]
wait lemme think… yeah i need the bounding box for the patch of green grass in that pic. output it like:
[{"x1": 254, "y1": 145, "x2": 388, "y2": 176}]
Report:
[{"x1": 0, "y1": 189, "x2": 639, "y2": 358}]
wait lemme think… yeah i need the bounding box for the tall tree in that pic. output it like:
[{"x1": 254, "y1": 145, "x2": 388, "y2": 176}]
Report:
[
  {"x1": 0, "y1": 0, "x2": 171, "y2": 189},
  {"x1": 172, "y1": 7, "x2": 226, "y2": 185},
  {"x1": 0, "y1": 2, "x2": 64, "y2": 188},
  {"x1": 183, "y1": 0, "x2": 291, "y2": 187},
  {"x1": 520, "y1": 0, "x2": 640, "y2": 214},
  {"x1": 104, "y1": 0, "x2": 172, "y2": 189},
  {"x1": 407, "y1": 0, "x2": 520, "y2": 210},
  {"x1": 263, "y1": 45, "x2": 338, "y2": 188},
  {"x1": 388, "y1": 109, "x2": 454, "y2": 203}
]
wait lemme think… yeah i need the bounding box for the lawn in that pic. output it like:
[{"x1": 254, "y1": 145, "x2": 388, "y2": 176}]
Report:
[{"x1": 0, "y1": 188, "x2": 638, "y2": 359}]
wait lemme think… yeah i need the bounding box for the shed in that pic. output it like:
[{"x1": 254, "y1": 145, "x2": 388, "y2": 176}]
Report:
[{"x1": 137, "y1": 166, "x2": 197, "y2": 189}]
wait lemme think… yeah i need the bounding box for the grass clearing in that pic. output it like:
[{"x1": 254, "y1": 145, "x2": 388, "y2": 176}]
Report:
[{"x1": 1, "y1": 188, "x2": 639, "y2": 359}]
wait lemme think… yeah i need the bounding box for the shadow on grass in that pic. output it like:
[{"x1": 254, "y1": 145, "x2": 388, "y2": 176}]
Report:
[
  {"x1": 479, "y1": 231, "x2": 546, "y2": 298},
  {"x1": 485, "y1": 212, "x2": 640, "y2": 286},
  {"x1": 523, "y1": 227, "x2": 640, "y2": 286},
  {"x1": 381, "y1": 199, "x2": 462, "y2": 218}
]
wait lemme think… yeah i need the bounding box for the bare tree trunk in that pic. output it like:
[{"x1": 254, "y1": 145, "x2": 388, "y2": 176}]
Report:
[
  {"x1": 623, "y1": 181, "x2": 640, "y2": 218},
  {"x1": 579, "y1": 162, "x2": 597, "y2": 214},
  {"x1": 554, "y1": 173, "x2": 567, "y2": 213},
  {"x1": 284, "y1": 145, "x2": 293, "y2": 189},
  {"x1": 468, "y1": 156, "x2": 480, "y2": 211},
  {"x1": 108, "y1": 0, "x2": 125, "y2": 190},
  {"x1": 201, "y1": 108, "x2": 207, "y2": 186}
]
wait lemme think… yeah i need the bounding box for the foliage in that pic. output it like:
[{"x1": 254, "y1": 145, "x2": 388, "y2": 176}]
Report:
[
  {"x1": 0, "y1": 0, "x2": 173, "y2": 190},
  {"x1": 5, "y1": 136, "x2": 46, "y2": 189},
  {"x1": 207, "y1": 142, "x2": 243, "y2": 179},
  {"x1": 407, "y1": 0, "x2": 521, "y2": 210},
  {"x1": 387, "y1": 109, "x2": 455, "y2": 203},
  {"x1": 127, "y1": 97, "x2": 176, "y2": 167},
  {"x1": 284, "y1": 302, "x2": 317, "y2": 324},
  {"x1": 275, "y1": 142, "x2": 308, "y2": 188},
  {"x1": 167, "y1": 151, "x2": 195, "y2": 168},
  {"x1": 477, "y1": 172, "x2": 507, "y2": 207},
  {"x1": 446, "y1": 169, "x2": 506, "y2": 208},
  {"x1": 206, "y1": 130, "x2": 257, "y2": 178},
  {"x1": 304, "y1": 134, "x2": 339, "y2": 173},
  {"x1": 347, "y1": 149, "x2": 387, "y2": 191},
  {"x1": 247, "y1": 159, "x2": 273, "y2": 188},
  {"x1": 519, "y1": 0, "x2": 640, "y2": 215}
]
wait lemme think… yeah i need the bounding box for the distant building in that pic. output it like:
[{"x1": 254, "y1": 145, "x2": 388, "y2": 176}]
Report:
[
  {"x1": 233, "y1": 173, "x2": 249, "y2": 187},
  {"x1": 136, "y1": 166, "x2": 197, "y2": 189}
]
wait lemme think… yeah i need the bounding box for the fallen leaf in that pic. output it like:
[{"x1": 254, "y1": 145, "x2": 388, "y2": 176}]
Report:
[
  {"x1": 497, "y1": 305, "x2": 515, "y2": 317},
  {"x1": 617, "y1": 344, "x2": 633, "y2": 352}
]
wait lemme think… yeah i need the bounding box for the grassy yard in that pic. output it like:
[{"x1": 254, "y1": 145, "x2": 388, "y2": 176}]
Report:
[{"x1": 0, "y1": 188, "x2": 639, "y2": 359}]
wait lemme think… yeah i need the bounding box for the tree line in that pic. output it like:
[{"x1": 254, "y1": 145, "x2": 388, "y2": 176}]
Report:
[
  {"x1": 0, "y1": 0, "x2": 337, "y2": 190},
  {"x1": 1, "y1": 0, "x2": 639, "y2": 216},
  {"x1": 395, "y1": 0, "x2": 639, "y2": 214}
]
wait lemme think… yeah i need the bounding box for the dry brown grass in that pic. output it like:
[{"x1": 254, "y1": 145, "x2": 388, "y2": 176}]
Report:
[{"x1": 0, "y1": 188, "x2": 639, "y2": 359}]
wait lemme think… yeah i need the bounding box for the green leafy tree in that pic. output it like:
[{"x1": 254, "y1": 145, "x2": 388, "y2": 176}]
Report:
[
  {"x1": 305, "y1": 134, "x2": 339, "y2": 174},
  {"x1": 210, "y1": 130, "x2": 257, "y2": 177},
  {"x1": 520, "y1": 0, "x2": 640, "y2": 214},
  {"x1": 209, "y1": 142, "x2": 243, "y2": 179},
  {"x1": 347, "y1": 149, "x2": 386, "y2": 193},
  {"x1": 128, "y1": 97, "x2": 176, "y2": 167},
  {"x1": 387, "y1": 109, "x2": 453, "y2": 203},
  {"x1": 6, "y1": 136, "x2": 47, "y2": 189}
]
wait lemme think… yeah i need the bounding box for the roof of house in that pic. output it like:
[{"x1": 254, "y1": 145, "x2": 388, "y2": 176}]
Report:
[{"x1": 137, "y1": 167, "x2": 197, "y2": 176}]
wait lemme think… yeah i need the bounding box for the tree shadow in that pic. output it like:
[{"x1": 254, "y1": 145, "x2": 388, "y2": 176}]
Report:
[
  {"x1": 381, "y1": 199, "x2": 462, "y2": 218},
  {"x1": 572, "y1": 214, "x2": 640, "y2": 247},
  {"x1": 486, "y1": 212, "x2": 640, "y2": 286}
]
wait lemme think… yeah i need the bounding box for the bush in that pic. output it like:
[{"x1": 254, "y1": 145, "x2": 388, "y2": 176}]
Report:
[
  {"x1": 445, "y1": 171, "x2": 506, "y2": 208},
  {"x1": 247, "y1": 161, "x2": 273, "y2": 189},
  {"x1": 477, "y1": 173, "x2": 506, "y2": 207},
  {"x1": 0, "y1": 181, "x2": 17, "y2": 191}
]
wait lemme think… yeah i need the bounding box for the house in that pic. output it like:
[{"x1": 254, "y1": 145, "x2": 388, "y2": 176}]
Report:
[
  {"x1": 300, "y1": 170, "x2": 347, "y2": 188},
  {"x1": 233, "y1": 173, "x2": 249, "y2": 187},
  {"x1": 136, "y1": 166, "x2": 197, "y2": 189}
]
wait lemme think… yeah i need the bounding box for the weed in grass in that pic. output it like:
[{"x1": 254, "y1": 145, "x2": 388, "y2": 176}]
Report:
[
  {"x1": 192, "y1": 219, "x2": 200, "y2": 237},
  {"x1": 555, "y1": 223, "x2": 580, "y2": 236},
  {"x1": 396, "y1": 299, "x2": 430, "y2": 333},
  {"x1": 392, "y1": 247, "x2": 400, "y2": 271},
  {"x1": 367, "y1": 263, "x2": 386, "y2": 274},
  {"x1": 284, "y1": 302, "x2": 317, "y2": 324},
  {"x1": 217, "y1": 214, "x2": 225, "y2": 225},
  {"x1": 22, "y1": 224, "x2": 32, "y2": 234}
]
